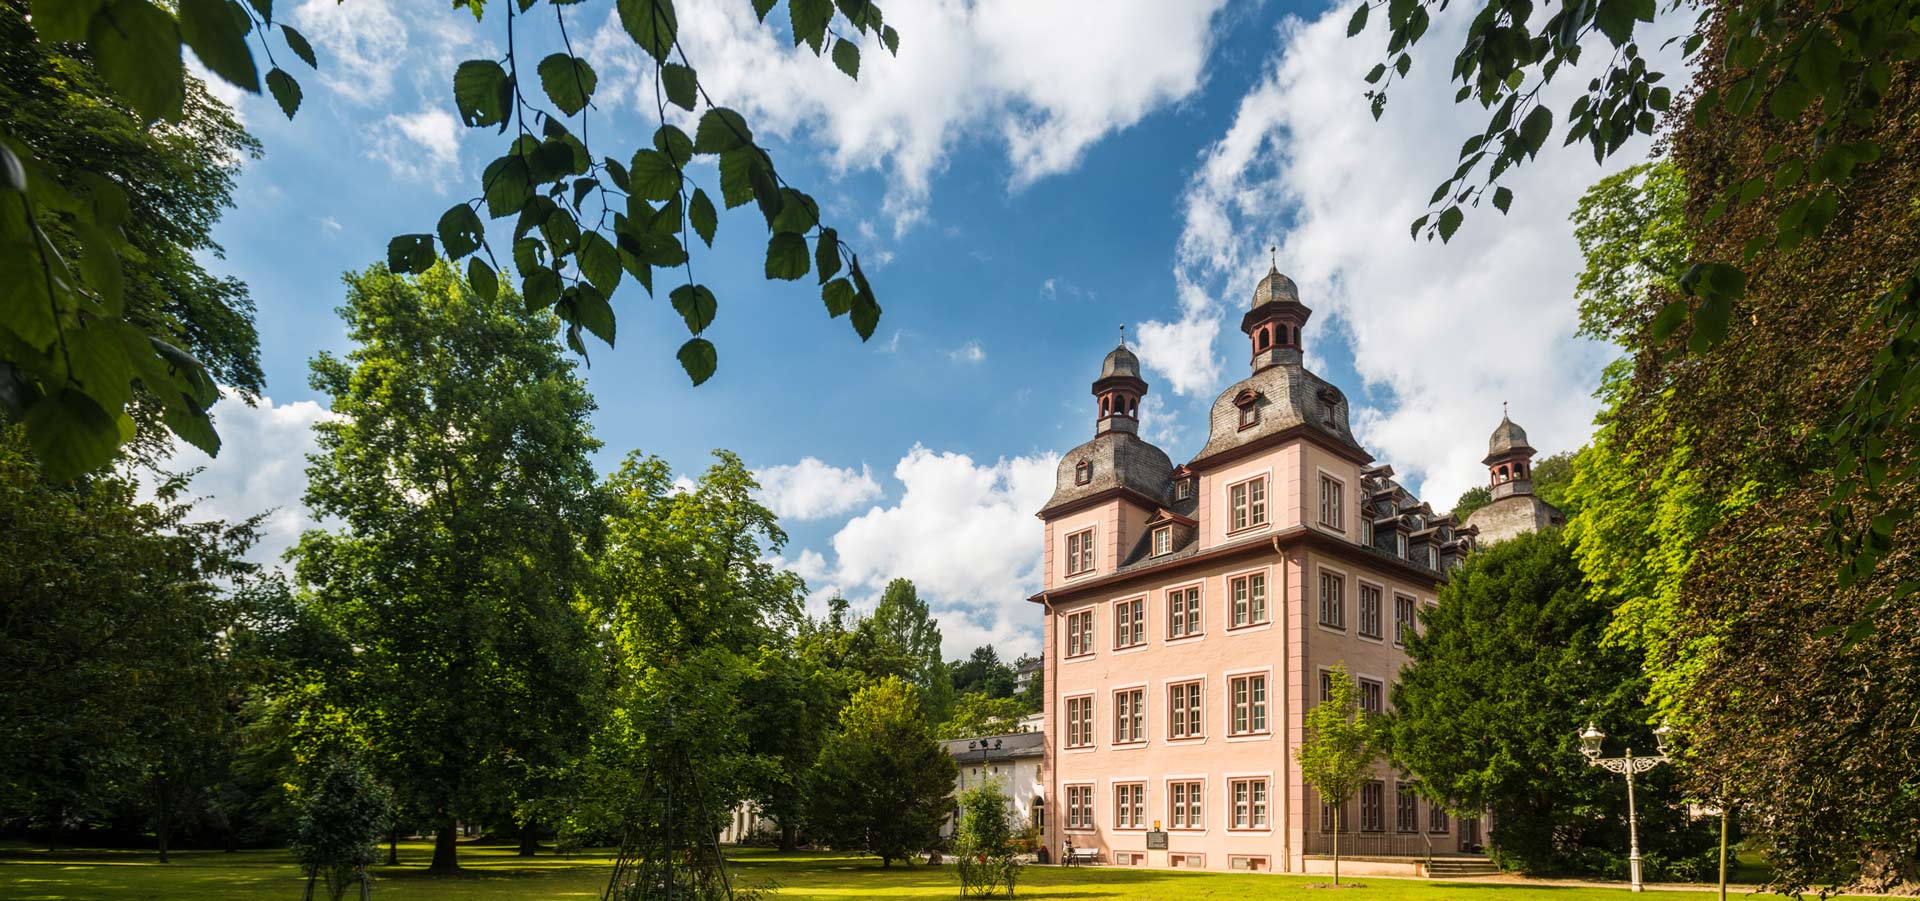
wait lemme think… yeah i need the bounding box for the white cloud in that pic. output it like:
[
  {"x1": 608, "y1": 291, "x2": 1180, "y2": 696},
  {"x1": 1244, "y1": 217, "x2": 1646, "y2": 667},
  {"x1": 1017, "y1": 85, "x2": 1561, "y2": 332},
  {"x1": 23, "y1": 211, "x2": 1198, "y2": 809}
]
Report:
[
  {"x1": 820, "y1": 445, "x2": 1057, "y2": 658},
  {"x1": 291, "y1": 0, "x2": 411, "y2": 104},
  {"x1": 367, "y1": 107, "x2": 462, "y2": 186},
  {"x1": 1141, "y1": 7, "x2": 1685, "y2": 507},
  {"x1": 587, "y1": 0, "x2": 1231, "y2": 232},
  {"x1": 318, "y1": 216, "x2": 344, "y2": 233},
  {"x1": 156, "y1": 391, "x2": 336, "y2": 569},
  {"x1": 948, "y1": 341, "x2": 986, "y2": 364},
  {"x1": 752, "y1": 458, "x2": 884, "y2": 520}
]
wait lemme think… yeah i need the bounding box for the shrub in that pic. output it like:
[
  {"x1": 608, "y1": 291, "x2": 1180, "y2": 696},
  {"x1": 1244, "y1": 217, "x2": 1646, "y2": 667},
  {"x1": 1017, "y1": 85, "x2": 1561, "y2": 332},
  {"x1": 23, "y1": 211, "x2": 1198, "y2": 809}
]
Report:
[
  {"x1": 952, "y1": 781, "x2": 1022, "y2": 897},
  {"x1": 291, "y1": 758, "x2": 392, "y2": 901}
]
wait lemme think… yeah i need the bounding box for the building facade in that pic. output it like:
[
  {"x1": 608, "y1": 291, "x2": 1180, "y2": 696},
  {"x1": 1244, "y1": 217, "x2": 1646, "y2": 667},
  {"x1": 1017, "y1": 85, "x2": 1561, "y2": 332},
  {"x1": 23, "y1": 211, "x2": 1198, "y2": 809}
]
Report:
[
  {"x1": 1031, "y1": 265, "x2": 1489, "y2": 874},
  {"x1": 942, "y1": 731, "x2": 1047, "y2": 839}
]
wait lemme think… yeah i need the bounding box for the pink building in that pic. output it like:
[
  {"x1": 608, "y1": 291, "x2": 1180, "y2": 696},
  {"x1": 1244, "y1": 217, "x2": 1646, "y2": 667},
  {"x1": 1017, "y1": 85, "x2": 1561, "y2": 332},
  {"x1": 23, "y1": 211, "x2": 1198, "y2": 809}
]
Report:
[{"x1": 1032, "y1": 265, "x2": 1485, "y2": 875}]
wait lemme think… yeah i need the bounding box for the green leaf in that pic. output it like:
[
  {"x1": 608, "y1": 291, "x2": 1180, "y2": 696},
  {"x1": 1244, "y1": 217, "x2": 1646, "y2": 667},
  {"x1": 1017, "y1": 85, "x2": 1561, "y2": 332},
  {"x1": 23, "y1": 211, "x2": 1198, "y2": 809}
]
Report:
[
  {"x1": 71, "y1": 221, "x2": 124, "y2": 314},
  {"x1": 265, "y1": 67, "x2": 301, "y2": 118},
  {"x1": 523, "y1": 266, "x2": 561, "y2": 311},
  {"x1": 821, "y1": 277, "x2": 854, "y2": 317},
  {"x1": 455, "y1": 60, "x2": 513, "y2": 130},
  {"x1": 653, "y1": 124, "x2": 694, "y2": 166},
  {"x1": 68, "y1": 321, "x2": 134, "y2": 411},
  {"x1": 25, "y1": 389, "x2": 125, "y2": 482},
  {"x1": 750, "y1": 0, "x2": 776, "y2": 19},
  {"x1": 1518, "y1": 105, "x2": 1553, "y2": 156},
  {"x1": 578, "y1": 231, "x2": 622, "y2": 295},
  {"x1": 537, "y1": 53, "x2": 597, "y2": 116},
  {"x1": 1346, "y1": 2, "x2": 1368, "y2": 36},
  {"x1": 669, "y1": 283, "x2": 717, "y2": 333},
  {"x1": 881, "y1": 25, "x2": 899, "y2": 54},
  {"x1": 765, "y1": 232, "x2": 809, "y2": 280},
  {"x1": 90, "y1": 0, "x2": 185, "y2": 122},
  {"x1": 573, "y1": 284, "x2": 616, "y2": 345},
  {"x1": 677, "y1": 337, "x2": 717, "y2": 385},
  {"x1": 694, "y1": 108, "x2": 753, "y2": 154},
  {"x1": 483, "y1": 155, "x2": 532, "y2": 218},
  {"x1": 387, "y1": 234, "x2": 436, "y2": 274},
  {"x1": 789, "y1": 0, "x2": 831, "y2": 52},
  {"x1": 437, "y1": 203, "x2": 485, "y2": 259},
  {"x1": 688, "y1": 188, "x2": 717, "y2": 246},
  {"x1": 815, "y1": 227, "x2": 840, "y2": 283},
  {"x1": 281, "y1": 23, "x2": 317, "y2": 67},
  {"x1": 832, "y1": 39, "x2": 860, "y2": 79},
  {"x1": 1436, "y1": 206, "x2": 1464, "y2": 243},
  {"x1": 662, "y1": 63, "x2": 698, "y2": 111},
  {"x1": 467, "y1": 257, "x2": 499, "y2": 301},
  {"x1": 30, "y1": 0, "x2": 102, "y2": 42},
  {"x1": 1767, "y1": 79, "x2": 1811, "y2": 121},
  {"x1": 848, "y1": 256, "x2": 880, "y2": 340},
  {"x1": 1491, "y1": 186, "x2": 1513, "y2": 214},
  {"x1": 749, "y1": 162, "x2": 782, "y2": 223},
  {"x1": 626, "y1": 149, "x2": 681, "y2": 202},
  {"x1": 179, "y1": 0, "x2": 260, "y2": 93},
  {"x1": 616, "y1": 0, "x2": 677, "y2": 62},
  {"x1": 717, "y1": 149, "x2": 756, "y2": 208},
  {"x1": 771, "y1": 188, "x2": 819, "y2": 233},
  {"x1": 1689, "y1": 294, "x2": 1732, "y2": 352}
]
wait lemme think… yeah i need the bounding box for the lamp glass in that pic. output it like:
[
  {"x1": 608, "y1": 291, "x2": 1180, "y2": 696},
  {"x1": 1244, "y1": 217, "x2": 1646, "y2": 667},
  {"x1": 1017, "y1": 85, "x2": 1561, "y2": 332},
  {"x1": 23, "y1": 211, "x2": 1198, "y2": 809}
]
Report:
[
  {"x1": 1579, "y1": 722, "x2": 1604, "y2": 759},
  {"x1": 1653, "y1": 723, "x2": 1674, "y2": 756}
]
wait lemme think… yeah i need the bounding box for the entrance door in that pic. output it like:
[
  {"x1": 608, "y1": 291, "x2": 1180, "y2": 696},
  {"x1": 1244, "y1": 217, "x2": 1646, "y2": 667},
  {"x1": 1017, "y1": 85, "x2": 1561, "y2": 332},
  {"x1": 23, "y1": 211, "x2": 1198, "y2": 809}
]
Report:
[{"x1": 1458, "y1": 816, "x2": 1480, "y2": 852}]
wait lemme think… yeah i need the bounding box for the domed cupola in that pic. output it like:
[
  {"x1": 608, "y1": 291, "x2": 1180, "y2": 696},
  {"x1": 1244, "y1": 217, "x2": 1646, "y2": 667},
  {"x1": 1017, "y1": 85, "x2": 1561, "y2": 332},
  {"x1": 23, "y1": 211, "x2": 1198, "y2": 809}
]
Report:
[
  {"x1": 1482, "y1": 405, "x2": 1539, "y2": 500},
  {"x1": 1093, "y1": 329, "x2": 1148, "y2": 436},
  {"x1": 1241, "y1": 252, "x2": 1313, "y2": 373}
]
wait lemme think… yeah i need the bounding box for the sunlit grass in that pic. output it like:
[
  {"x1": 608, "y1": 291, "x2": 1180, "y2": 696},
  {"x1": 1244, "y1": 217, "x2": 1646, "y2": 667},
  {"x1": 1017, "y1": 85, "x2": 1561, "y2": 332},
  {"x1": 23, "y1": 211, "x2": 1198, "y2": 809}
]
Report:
[{"x1": 1, "y1": 840, "x2": 1705, "y2": 900}]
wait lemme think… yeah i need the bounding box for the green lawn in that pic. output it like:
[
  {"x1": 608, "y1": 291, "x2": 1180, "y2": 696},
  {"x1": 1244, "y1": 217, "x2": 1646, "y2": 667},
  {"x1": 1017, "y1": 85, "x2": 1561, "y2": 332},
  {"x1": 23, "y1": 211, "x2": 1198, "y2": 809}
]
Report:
[{"x1": 0, "y1": 841, "x2": 1717, "y2": 900}]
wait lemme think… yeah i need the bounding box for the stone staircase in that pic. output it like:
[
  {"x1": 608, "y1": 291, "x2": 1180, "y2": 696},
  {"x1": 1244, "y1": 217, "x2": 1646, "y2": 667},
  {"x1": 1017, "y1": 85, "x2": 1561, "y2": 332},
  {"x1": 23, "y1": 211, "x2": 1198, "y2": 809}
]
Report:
[{"x1": 1426, "y1": 855, "x2": 1500, "y2": 878}]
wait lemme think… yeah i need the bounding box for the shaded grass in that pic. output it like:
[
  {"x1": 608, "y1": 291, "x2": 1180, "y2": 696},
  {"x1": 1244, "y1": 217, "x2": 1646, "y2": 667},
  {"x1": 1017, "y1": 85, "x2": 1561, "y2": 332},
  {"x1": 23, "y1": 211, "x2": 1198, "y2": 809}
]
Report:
[{"x1": 0, "y1": 841, "x2": 1713, "y2": 900}]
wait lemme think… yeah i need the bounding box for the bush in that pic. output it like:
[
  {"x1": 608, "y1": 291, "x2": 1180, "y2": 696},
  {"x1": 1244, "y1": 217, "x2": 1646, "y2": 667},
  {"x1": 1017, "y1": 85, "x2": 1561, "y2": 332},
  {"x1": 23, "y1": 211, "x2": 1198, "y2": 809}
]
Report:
[
  {"x1": 952, "y1": 782, "x2": 1022, "y2": 898},
  {"x1": 291, "y1": 758, "x2": 392, "y2": 901}
]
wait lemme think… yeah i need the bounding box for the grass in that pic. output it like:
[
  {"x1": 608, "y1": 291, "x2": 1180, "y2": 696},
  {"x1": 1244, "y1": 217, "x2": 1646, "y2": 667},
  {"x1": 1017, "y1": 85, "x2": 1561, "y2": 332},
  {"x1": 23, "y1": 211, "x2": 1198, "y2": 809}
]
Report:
[{"x1": 0, "y1": 840, "x2": 1724, "y2": 900}]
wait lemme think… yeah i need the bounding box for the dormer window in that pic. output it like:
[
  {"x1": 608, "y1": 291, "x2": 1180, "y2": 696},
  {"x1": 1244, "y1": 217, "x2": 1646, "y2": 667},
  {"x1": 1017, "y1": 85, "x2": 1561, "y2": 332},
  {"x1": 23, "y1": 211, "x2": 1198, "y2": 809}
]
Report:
[
  {"x1": 1152, "y1": 525, "x2": 1173, "y2": 556},
  {"x1": 1074, "y1": 459, "x2": 1092, "y2": 486},
  {"x1": 1397, "y1": 531, "x2": 1409, "y2": 559},
  {"x1": 1234, "y1": 389, "x2": 1261, "y2": 430},
  {"x1": 1173, "y1": 478, "x2": 1192, "y2": 501}
]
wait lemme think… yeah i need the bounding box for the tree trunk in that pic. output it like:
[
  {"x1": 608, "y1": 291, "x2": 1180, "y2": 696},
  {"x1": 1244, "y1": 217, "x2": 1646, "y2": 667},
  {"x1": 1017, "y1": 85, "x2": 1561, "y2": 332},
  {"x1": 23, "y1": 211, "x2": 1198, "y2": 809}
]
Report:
[
  {"x1": 780, "y1": 822, "x2": 798, "y2": 852},
  {"x1": 518, "y1": 821, "x2": 538, "y2": 857},
  {"x1": 1333, "y1": 807, "x2": 1342, "y2": 886},
  {"x1": 156, "y1": 806, "x2": 172, "y2": 864},
  {"x1": 386, "y1": 828, "x2": 399, "y2": 866},
  {"x1": 428, "y1": 819, "x2": 460, "y2": 873}
]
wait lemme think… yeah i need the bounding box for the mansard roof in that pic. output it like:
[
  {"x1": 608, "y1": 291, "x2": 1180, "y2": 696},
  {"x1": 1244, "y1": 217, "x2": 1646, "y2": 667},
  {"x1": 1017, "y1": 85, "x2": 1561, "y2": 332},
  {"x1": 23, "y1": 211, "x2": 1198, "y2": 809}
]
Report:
[
  {"x1": 1038, "y1": 430, "x2": 1173, "y2": 517},
  {"x1": 1189, "y1": 362, "x2": 1368, "y2": 466},
  {"x1": 1484, "y1": 414, "x2": 1535, "y2": 463}
]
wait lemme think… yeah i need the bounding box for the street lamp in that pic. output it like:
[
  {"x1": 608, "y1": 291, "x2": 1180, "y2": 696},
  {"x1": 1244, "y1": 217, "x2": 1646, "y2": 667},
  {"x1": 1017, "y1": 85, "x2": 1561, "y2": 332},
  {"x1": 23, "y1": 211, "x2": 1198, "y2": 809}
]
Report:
[{"x1": 1578, "y1": 722, "x2": 1673, "y2": 893}]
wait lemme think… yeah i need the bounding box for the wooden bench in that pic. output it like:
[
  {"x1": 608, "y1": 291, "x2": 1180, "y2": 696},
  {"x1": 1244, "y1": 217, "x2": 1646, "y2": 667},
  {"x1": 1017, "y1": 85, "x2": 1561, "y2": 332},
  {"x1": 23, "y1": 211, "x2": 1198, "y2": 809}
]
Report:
[{"x1": 1065, "y1": 847, "x2": 1100, "y2": 866}]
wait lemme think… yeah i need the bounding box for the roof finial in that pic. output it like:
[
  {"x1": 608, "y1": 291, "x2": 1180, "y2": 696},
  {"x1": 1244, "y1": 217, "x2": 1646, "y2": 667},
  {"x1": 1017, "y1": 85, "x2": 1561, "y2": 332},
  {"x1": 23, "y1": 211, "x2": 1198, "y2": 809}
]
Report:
[
  {"x1": 1502, "y1": 400, "x2": 1509, "y2": 420},
  {"x1": 1118, "y1": 323, "x2": 1126, "y2": 348},
  {"x1": 1269, "y1": 245, "x2": 1278, "y2": 272}
]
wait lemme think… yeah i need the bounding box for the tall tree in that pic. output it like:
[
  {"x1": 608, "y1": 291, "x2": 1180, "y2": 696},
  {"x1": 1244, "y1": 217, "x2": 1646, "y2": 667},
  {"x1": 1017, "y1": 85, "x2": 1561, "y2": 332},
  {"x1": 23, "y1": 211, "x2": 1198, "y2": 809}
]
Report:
[
  {"x1": 808, "y1": 676, "x2": 956, "y2": 867},
  {"x1": 855, "y1": 578, "x2": 954, "y2": 722},
  {"x1": 949, "y1": 645, "x2": 1017, "y2": 699},
  {"x1": 1297, "y1": 666, "x2": 1381, "y2": 886},
  {"x1": 1389, "y1": 529, "x2": 1713, "y2": 877},
  {"x1": 294, "y1": 263, "x2": 604, "y2": 873}
]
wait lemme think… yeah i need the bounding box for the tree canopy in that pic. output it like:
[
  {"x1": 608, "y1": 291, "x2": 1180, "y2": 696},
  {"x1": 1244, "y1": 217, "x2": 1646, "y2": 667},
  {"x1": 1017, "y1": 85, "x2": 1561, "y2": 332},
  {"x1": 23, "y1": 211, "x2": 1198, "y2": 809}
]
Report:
[{"x1": 807, "y1": 675, "x2": 956, "y2": 867}]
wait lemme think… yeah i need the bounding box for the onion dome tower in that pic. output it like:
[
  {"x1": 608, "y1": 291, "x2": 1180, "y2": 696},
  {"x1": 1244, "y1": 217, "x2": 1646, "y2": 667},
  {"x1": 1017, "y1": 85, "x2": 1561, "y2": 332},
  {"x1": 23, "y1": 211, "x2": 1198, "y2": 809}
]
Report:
[
  {"x1": 1463, "y1": 406, "x2": 1565, "y2": 544},
  {"x1": 1038, "y1": 331, "x2": 1174, "y2": 517}
]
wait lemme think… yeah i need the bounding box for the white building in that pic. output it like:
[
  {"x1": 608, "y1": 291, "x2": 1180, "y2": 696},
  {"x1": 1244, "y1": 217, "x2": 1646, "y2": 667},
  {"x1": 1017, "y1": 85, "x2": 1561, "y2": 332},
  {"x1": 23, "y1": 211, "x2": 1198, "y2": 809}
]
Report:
[{"x1": 943, "y1": 730, "x2": 1047, "y2": 836}]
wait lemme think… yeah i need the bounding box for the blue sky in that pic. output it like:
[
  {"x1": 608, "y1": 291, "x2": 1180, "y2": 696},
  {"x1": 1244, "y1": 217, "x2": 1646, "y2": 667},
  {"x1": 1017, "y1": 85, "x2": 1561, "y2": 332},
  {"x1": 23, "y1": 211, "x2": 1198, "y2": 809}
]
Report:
[{"x1": 172, "y1": 0, "x2": 1673, "y2": 659}]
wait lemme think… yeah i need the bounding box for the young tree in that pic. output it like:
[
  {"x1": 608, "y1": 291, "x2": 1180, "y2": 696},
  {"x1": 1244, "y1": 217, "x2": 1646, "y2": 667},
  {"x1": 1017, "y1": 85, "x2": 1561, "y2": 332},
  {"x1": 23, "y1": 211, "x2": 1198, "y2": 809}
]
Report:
[
  {"x1": 1389, "y1": 529, "x2": 1714, "y2": 877},
  {"x1": 295, "y1": 263, "x2": 604, "y2": 872},
  {"x1": 1297, "y1": 666, "x2": 1380, "y2": 886},
  {"x1": 808, "y1": 676, "x2": 957, "y2": 867},
  {"x1": 292, "y1": 758, "x2": 393, "y2": 901},
  {"x1": 953, "y1": 780, "x2": 1022, "y2": 898}
]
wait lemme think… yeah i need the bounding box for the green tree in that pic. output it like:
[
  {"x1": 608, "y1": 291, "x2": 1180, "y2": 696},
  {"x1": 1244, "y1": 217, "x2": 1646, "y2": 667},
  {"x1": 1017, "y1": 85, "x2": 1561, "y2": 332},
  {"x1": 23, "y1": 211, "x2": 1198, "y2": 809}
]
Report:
[
  {"x1": 1296, "y1": 665, "x2": 1380, "y2": 886},
  {"x1": 952, "y1": 780, "x2": 1022, "y2": 897},
  {"x1": 808, "y1": 676, "x2": 957, "y2": 867},
  {"x1": 854, "y1": 578, "x2": 954, "y2": 722},
  {"x1": 0, "y1": 425, "x2": 260, "y2": 851},
  {"x1": 936, "y1": 693, "x2": 1029, "y2": 740},
  {"x1": 950, "y1": 645, "x2": 1017, "y2": 699},
  {"x1": 292, "y1": 757, "x2": 393, "y2": 901},
  {"x1": 1389, "y1": 529, "x2": 1714, "y2": 877},
  {"x1": 1452, "y1": 450, "x2": 1579, "y2": 520},
  {"x1": 294, "y1": 262, "x2": 604, "y2": 873},
  {"x1": 3, "y1": 0, "x2": 900, "y2": 475}
]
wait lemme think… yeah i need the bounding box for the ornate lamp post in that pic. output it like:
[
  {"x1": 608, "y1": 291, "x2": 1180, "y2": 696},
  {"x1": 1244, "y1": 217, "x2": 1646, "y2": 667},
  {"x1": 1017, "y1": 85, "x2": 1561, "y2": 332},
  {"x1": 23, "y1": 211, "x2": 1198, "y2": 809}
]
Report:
[{"x1": 1579, "y1": 722, "x2": 1674, "y2": 893}]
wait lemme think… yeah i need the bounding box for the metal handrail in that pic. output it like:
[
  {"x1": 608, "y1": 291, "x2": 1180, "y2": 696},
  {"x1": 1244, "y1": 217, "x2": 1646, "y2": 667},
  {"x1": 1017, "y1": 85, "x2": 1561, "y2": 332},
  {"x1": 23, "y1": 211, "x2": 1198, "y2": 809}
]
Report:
[{"x1": 1421, "y1": 830, "x2": 1432, "y2": 874}]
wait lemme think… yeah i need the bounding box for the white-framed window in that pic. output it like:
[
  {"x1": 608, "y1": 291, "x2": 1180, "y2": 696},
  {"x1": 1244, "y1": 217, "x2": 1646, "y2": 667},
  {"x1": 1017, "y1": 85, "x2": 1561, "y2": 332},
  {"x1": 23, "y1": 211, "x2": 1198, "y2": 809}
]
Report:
[
  {"x1": 1361, "y1": 517, "x2": 1373, "y2": 546},
  {"x1": 1319, "y1": 668, "x2": 1335, "y2": 702},
  {"x1": 1066, "y1": 609, "x2": 1094, "y2": 657},
  {"x1": 1429, "y1": 801, "x2": 1450, "y2": 834},
  {"x1": 1113, "y1": 598, "x2": 1145, "y2": 649},
  {"x1": 1230, "y1": 778, "x2": 1268, "y2": 829},
  {"x1": 1065, "y1": 527, "x2": 1095, "y2": 576},
  {"x1": 1397, "y1": 530, "x2": 1409, "y2": 559},
  {"x1": 1319, "y1": 474, "x2": 1344, "y2": 530},
  {"x1": 1169, "y1": 780, "x2": 1204, "y2": 829},
  {"x1": 1065, "y1": 695, "x2": 1094, "y2": 748},
  {"x1": 1067, "y1": 784, "x2": 1094, "y2": 829},
  {"x1": 1151, "y1": 524, "x2": 1173, "y2": 556},
  {"x1": 1321, "y1": 798, "x2": 1349, "y2": 833},
  {"x1": 1361, "y1": 780, "x2": 1386, "y2": 832},
  {"x1": 1113, "y1": 688, "x2": 1145, "y2": 744},
  {"x1": 1169, "y1": 680, "x2": 1203, "y2": 739},
  {"x1": 1359, "y1": 678, "x2": 1384, "y2": 715},
  {"x1": 1238, "y1": 403, "x2": 1258, "y2": 429},
  {"x1": 1396, "y1": 786, "x2": 1420, "y2": 833},
  {"x1": 1319, "y1": 570, "x2": 1346, "y2": 629},
  {"x1": 1358, "y1": 583, "x2": 1383, "y2": 638},
  {"x1": 1173, "y1": 478, "x2": 1193, "y2": 501},
  {"x1": 1230, "y1": 571, "x2": 1268, "y2": 627},
  {"x1": 1228, "y1": 477, "x2": 1268, "y2": 531},
  {"x1": 1229, "y1": 674, "x2": 1268, "y2": 735},
  {"x1": 1167, "y1": 585, "x2": 1202, "y2": 638},
  {"x1": 1114, "y1": 782, "x2": 1145, "y2": 829},
  {"x1": 1428, "y1": 545, "x2": 1440, "y2": 569},
  {"x1": 1394, "y1": 594, "x2": 1416, "y2": 645}
]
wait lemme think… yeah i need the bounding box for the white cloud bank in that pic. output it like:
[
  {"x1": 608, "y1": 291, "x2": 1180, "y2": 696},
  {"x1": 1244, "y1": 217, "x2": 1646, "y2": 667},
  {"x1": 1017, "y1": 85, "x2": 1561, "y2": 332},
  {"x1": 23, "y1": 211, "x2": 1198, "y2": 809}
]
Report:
[
  {"x1": 752, "y1": 457, "x2": 884, "y2": 520},
  {"x1": 160, "y1": 392, "x2": 336, "y2": 568},
  {"x1": 589, "y1": 0, "x2": 1232, "y2": 232},
  {"x1": 1139, "y1": 6, "x2": 1685, "y2": 509}
]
